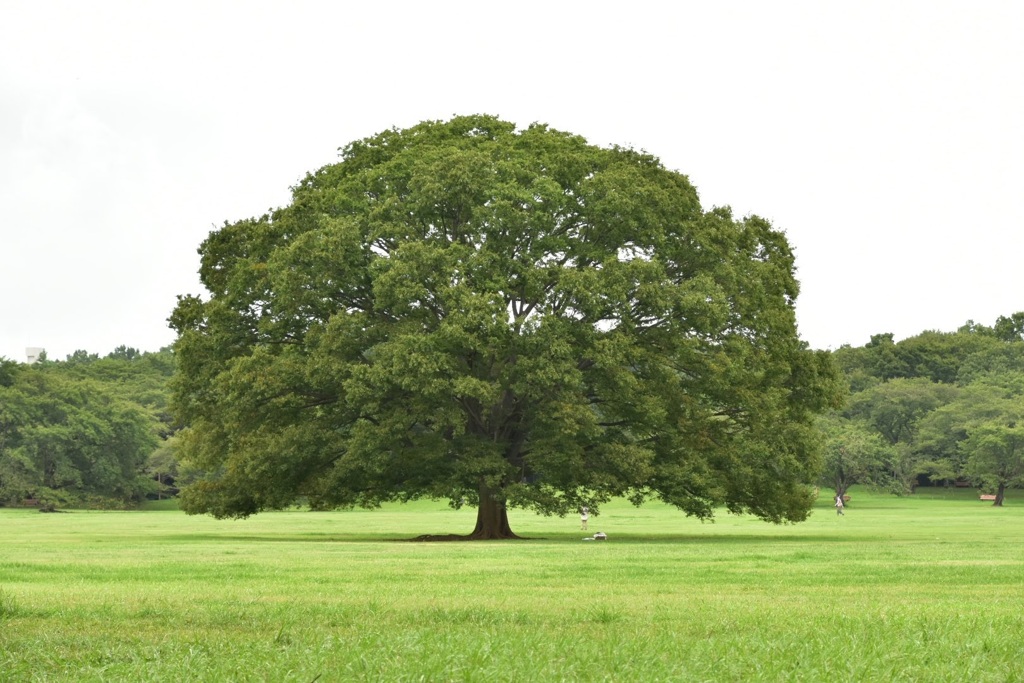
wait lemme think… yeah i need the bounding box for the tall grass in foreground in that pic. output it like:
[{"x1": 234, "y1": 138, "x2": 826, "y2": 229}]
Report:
[{"x1": 2, "y1": 489, "x2": 1024, "y2": 682}]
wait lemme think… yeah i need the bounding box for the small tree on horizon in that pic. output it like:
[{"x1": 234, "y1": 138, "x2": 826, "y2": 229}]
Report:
[{"x1": 817, "y1": 413, "x2": 896, "y2": 499}]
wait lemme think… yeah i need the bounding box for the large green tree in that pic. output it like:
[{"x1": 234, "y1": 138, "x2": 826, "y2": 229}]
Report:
[{"x1": 170, "y1": 115, "x2": 840, "y2": 538}]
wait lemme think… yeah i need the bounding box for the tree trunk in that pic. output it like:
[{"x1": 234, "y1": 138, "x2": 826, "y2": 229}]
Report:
[
  {"x1": 994, "y1": 482, "x2": 1005, "y2": 507},
  {"x1": 469, "y1": 482, "x2": 521, "y2": 540}
]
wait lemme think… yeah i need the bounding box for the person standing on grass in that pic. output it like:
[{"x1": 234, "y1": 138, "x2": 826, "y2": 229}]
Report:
[
  {"x1": 835, "y1": 494, "x2": 845, "y2": 516},
  {"x1": 581, "y1": 506, "x2": 589, "y2": 530}
]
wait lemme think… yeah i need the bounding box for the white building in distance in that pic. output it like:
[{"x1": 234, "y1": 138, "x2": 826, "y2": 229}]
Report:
[{"x1": 26, "y1": 347, "x2": 45, "y2": 364}]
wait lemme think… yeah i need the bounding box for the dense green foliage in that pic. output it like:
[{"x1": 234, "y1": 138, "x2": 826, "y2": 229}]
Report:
[
  {"x1": 824, "y1": 315, "x2": 1024, "y2": 504},
  {"x1": 170, "y1": 115, "x2": 841, "y2": 536},
  {"x1": 0, "y1": 347, "x2": 175, "y2": 507},
  {"x1": 2, "y1": 491, "x2": 1024, "y2": 681}
]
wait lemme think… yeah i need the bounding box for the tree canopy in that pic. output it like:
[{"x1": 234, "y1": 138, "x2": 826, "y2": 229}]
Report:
[{"x1": 170, "y1": 115, "x2": 841, "y2": 538}]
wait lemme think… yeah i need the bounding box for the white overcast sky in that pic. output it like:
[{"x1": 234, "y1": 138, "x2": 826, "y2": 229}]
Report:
[{"x1": 1, "y1": 1, "x2": 1022, "y2": 362}]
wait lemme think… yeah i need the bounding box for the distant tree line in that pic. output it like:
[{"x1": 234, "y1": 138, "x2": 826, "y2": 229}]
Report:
[
  {"x1": 3, "y1": 311, "x2": 1023, "y2": 511},
  {"x1": 821, "y1": 313, "x2": 1024, "y2": 506},
  {"x1": 0, "y1": 346, "x2": 180, "y2": 508}
]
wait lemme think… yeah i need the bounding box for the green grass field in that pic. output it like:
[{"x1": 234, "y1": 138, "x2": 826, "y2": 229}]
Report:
[{"x1": 2, "y1": 488, "x2": 1024, "y2": 682}]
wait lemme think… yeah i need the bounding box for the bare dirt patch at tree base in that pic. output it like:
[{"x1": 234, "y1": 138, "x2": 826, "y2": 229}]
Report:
[{"x1": 406, "y1": 533, "x2": 533, "y2": 542}]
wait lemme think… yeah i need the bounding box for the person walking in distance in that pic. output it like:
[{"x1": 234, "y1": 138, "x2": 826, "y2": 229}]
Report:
[
  {"x1": 835, "y1": 494, "x2": 845, "y2": 516},
  {"x1": 580, "y1": 506, "x2": 589, "y2": 531}
]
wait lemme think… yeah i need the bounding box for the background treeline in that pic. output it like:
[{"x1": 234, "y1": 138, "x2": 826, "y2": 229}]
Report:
[
  {"x1": 4, "y1": 312, "x2": 1024, "y2": 509},
  {"x1": 822, "y1": 312, "x2": 1024, "y2": 505},
  {"x1": 0, "y1": 346, "x2": 183, "y2": 508}
]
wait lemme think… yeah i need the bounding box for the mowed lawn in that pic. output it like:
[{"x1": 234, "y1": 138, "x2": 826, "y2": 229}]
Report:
[{"x1": 2, "y1": 489, "x2": 1024, "y2": 682}]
